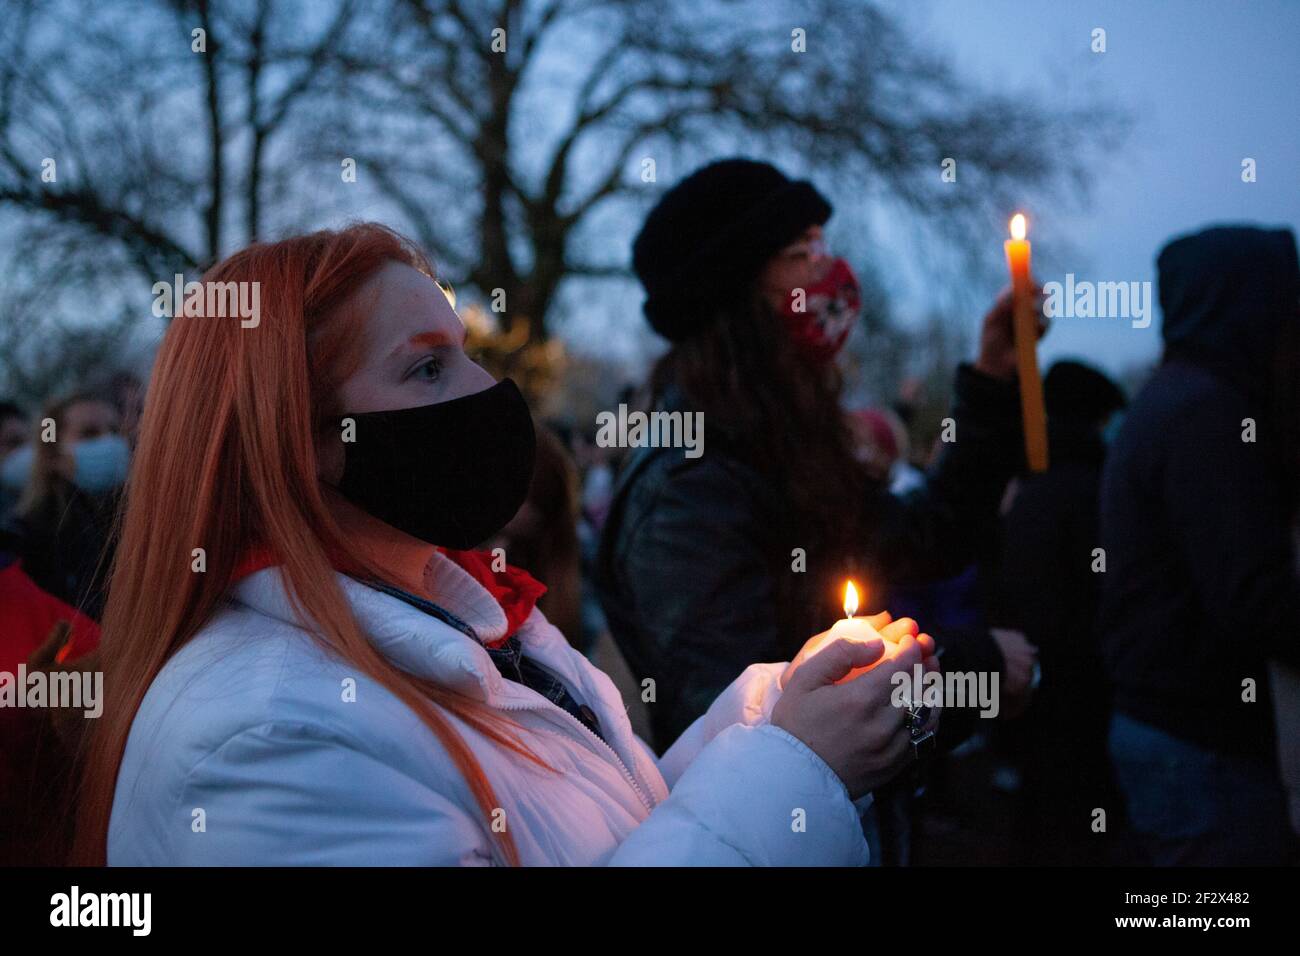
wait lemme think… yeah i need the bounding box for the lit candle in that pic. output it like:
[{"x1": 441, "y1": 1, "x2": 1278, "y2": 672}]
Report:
[
  {"x1": 1005, "y1": 213, "x2": 1049, "y2": 472},
  {"x1": 782, "y1": 580, "x2": 900, "y2": 688},
  {"x1": 826, "y1": 581, "x2": 888, "y2": 646}
]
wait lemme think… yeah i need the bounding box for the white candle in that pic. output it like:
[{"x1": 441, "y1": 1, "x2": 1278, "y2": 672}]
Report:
[
  {"x1": 827, "y1": 616, "x2": 885, "y2": 643},
  {"x1": 818, "y1": 581, "x2": 900, "y2": 684},
  {"x1": 826, "y1": 581, "x2": 889, "y2": 645},
  {"x1": 785, "y1": 581, "x2": 899, "y2": 689}
]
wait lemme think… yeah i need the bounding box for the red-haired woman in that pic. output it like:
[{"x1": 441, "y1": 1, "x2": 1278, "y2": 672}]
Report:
[{"x1": 78, "y1": 224, "x2": 936, "y2": 866}]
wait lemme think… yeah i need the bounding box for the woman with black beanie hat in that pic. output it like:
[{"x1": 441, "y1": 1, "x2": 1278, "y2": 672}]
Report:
[{"x1": 597, "y1": 158, "x2": 1041, "y2": 766}]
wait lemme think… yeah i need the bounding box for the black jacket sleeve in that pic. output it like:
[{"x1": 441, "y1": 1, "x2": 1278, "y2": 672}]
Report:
[{"x1": 863, "y1": 364, "x2": 1024, "y2": 586}]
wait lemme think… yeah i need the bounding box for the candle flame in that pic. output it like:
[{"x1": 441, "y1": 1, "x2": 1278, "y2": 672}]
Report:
[
  {"x1": 1010, "y1": 213, "x2": 1027, "y2": 241},
  {"x1": 843, "y1": 581, "x2": 859, "y2": 618}
]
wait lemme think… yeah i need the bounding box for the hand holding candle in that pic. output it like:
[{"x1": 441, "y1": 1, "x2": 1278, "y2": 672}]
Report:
[
  {"x1": 781, "y1": 581, "x2": 932, "y2": 688},
  {"x1": 771, "y1": 629, "x2": 931, "y2": 801}
]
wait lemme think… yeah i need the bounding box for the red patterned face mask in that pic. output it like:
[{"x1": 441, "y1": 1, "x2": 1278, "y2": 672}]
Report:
[{"x1": 778, "y1": 257, "x2": 862, "y2": 363}]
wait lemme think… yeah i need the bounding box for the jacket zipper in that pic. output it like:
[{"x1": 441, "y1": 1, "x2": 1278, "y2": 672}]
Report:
[
  {"x1": 495, "y1": 694, "x2": 657, "y2": 814},
  {"x1": 357, "y1": 581, "x2": 656, "y2": 814}
]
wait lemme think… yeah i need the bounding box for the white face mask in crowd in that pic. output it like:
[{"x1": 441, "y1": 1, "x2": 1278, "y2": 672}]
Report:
[
  {"x1": 0, "y1": 435, "x2": 130, "y2": 494},
  {"x1": 1, "y1": 443, "x2": 33, "y2": 491},
  {"x1": 70, "y1": 433, "x2": 130, "y2": 493}
]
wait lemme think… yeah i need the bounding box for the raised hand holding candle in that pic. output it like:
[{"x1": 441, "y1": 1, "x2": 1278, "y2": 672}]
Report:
[{"x1": 1005, "y1": 213, "x2": 1049, "y2": 473}]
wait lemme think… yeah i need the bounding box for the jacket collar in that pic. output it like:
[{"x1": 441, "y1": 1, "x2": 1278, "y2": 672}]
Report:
[
  {"x1": 232, "y1": 548, "x2": 670, "y2": 807},
  {"x1": 231, "y1": 548, "x2": 535, "y2": 705}
]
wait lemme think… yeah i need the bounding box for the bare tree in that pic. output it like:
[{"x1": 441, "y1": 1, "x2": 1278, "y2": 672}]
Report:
[
  {"x1": 319, "y1": 0, "x2": 1124, "y2": 347},
  {"x1": 0, "y1": 0, "x2": 1125, "y2": 393},
  {"x1": 0, "y1": 0, "x2": 363, "y2": 391},
  {"x1": 0, "y1": 0, "x2": 359, "y2": 275}
]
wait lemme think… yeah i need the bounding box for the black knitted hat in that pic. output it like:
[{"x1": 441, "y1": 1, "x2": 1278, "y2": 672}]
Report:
[{"x1": 632, "y1": 158, "x2": 833, "y2": 342}]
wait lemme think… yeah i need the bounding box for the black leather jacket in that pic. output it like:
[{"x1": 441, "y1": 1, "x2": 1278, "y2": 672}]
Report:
[{"x1": 596, "y1": 363, "x2": 1024, "y2": 751}]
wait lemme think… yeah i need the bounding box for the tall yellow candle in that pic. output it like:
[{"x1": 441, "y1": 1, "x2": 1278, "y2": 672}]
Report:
[{"x1": 1004, "y1": 213, "x2": 1049, "y2": 473}]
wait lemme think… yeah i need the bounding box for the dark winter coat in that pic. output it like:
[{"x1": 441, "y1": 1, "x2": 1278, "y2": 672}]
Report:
[
  {"x1": 1099, "y1": 225, "x2": 1300, "y2": 763},
  {"x1": 990, "y1": 421, "x2": 1120, "y2": 858}
]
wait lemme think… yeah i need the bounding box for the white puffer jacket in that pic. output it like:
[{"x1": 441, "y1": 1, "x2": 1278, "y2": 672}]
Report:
[{"x1": 108, "y1": 550, "x2": 871, "y2": 866}]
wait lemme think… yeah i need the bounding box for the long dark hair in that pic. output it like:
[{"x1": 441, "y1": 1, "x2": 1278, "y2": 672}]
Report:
[{"x1": 650, "y1": 289, "x2": 869, "y2": 632}]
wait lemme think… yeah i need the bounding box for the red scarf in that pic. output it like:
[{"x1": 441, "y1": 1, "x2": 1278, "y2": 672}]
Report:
[
  {"x1": 230, "y1": 546, "x2": 547, "y2": 648},
  {"x1": 436, "y1": 546, "x2": 548, "y2": 645}
]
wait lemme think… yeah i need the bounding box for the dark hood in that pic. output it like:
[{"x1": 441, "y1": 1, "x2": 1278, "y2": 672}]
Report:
[{"x1": 1157, "y1": 224, "x2": 1300, "y2": 400}]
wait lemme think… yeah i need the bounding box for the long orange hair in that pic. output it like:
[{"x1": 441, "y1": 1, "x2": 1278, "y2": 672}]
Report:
[{"x1": 74, "y1": 224, "x2": 543, "y2": 865}]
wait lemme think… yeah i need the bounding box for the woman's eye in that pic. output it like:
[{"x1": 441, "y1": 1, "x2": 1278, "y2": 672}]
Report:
[{"x1": 410, "y1": 356, "x2": 443, "y2": 383}]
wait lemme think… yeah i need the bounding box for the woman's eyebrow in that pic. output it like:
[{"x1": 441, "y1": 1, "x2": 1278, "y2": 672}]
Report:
[{"x1": 390, "y1": 330, "x2": 453, "y2": 358}]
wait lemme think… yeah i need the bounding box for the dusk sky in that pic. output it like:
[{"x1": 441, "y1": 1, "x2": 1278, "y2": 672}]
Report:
[
  {"x1": 900, "y1": 0, "x2": 1300, "y2": 377},
  {"x1": 9, "y1": 1, "x2": 1296, "y2": 387},
  {"x1": 554, "y1": 1, "x2": 1300, "y2": 382}
]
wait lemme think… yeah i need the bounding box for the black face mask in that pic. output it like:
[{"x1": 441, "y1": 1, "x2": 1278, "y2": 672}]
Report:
[{"x1": 333, "y1": 378, "x2": 536, "y2": 549}]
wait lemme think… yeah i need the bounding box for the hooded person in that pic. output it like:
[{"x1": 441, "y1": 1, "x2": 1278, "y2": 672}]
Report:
[{"x1": 1099, "y1": 224, "x2": 1300, "y2": 865}]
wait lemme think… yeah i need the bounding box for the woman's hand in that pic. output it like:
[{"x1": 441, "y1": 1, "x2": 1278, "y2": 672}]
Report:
[
  {"x1": 780, "y1": 611, "x2": 933, "y2": 688},
  {"x1": 771, "y1": 634, "x2": 929, "y2": 800},
  {"x1": 974, "y1": 283, "x2": 1047, "y2": 381}
]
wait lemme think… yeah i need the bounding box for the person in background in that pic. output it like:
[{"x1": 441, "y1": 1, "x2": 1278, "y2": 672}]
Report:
[
  {"x1": 574, "y1": 429, "x2": 617, "y2": 657},
  {"x1": 579, "y1": 432, "x2": 616, "y2": 532},
  {"x1": 989, "y1": 359, "x2": 1127, "y2": 864},
  {"x1": 1100, "y1": 224, "x2": 1300, "y2": 865},
  {"x1": 484, "y1": 422, "x2": 585, "y2": 651},
  {"x1": 846, "y1": 407, "x2": 909, "y2": 485},
  {"x1": 0, "y1": 523, "x2": 100, "y2": 865},
  {"x1": 0, "y1": 400, "x2": 30, "y2": 517},
  {"x1": 1273, "y1": 521, "x2": 1300, "y2": 837},
  {"x1": 4, "y1": 390, "x2": 127, "y2": 619},
  {"x1": 598, "y1": 158, "x2": 1036, "y2": 759}
]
